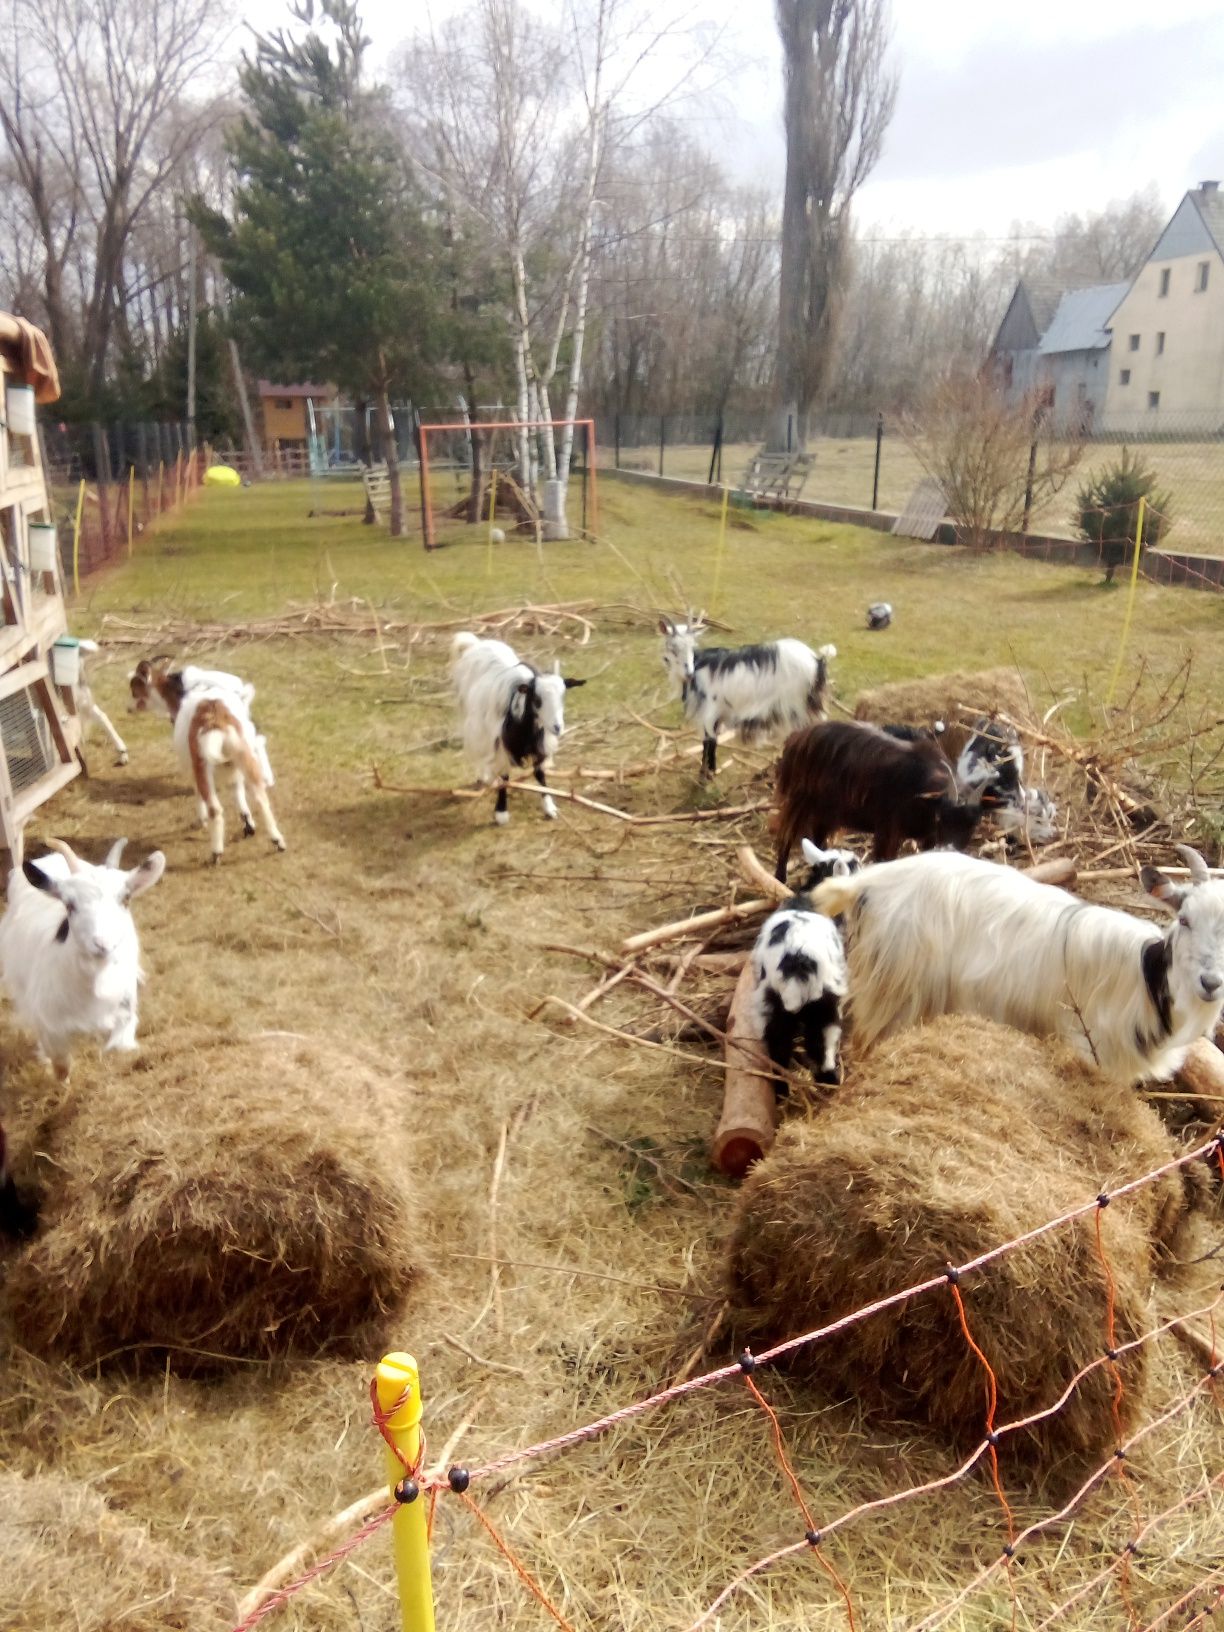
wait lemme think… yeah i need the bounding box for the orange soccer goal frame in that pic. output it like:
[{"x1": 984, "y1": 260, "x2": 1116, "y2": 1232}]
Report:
[{"x1": 416, "y1": 418, "x2": 598, "y2": 551}]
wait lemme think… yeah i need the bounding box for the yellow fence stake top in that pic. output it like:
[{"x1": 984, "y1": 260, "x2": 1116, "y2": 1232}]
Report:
[{"x1": 375, "y1": 1352, "x2": 435, "y2": 1632}]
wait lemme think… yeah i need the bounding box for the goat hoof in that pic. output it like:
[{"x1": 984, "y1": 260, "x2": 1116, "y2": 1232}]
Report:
[
  {"x1": 494, "y1": 811, "x2": 510, "y2": 827},
  {"x1": 210, "y1": 852, "x2": 222, "y2": 867},
  {"x1": 273, "y1": 839, "x2": 287, "y2": 852},
  {"x1": 116, "y1": 752, "x2": 129, "y2": 767},
  {"x1": 242, "y1": 819, "x2": 257, "y2": 838}
]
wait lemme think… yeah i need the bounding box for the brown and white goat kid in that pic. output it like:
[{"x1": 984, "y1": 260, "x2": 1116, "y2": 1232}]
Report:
[{"x1": 130, "y1": 659, "x2": 284, "y2": 863}]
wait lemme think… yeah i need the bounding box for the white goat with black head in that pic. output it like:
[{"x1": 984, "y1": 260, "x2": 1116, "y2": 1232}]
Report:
[
  {"x1": 748, "y1": 842, "x2": 858, "y2": 1098},
  {"x1": 812, "y1": 843, "x2": 1224, "y2": 1084},
  {"x1": 0, "y1": 838, "x2": 165, "y2": 1079},
  {"x1": 658, "y1": 613, "x2": 836, "y2": 778},
  {"x1": 451, "y1": 632, "x2": 586, "y2": 825}
]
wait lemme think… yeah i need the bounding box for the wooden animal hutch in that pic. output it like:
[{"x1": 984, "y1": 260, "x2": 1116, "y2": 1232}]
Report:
[{"x1": 0, "y1": 312, "x2": 82, "y2": 863}]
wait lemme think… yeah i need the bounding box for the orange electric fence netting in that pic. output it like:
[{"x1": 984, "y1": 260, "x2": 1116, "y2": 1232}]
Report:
[
  {"x1": 416, "y1": 420, "x2": 598, "y2": 552},
  {"x1": 230, "y1": 1131, "x2": 1224, "y2": 1632}
]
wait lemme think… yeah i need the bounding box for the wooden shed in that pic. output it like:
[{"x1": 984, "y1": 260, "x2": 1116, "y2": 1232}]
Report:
[{"x1": 0, "y1": 311, "x2": 83, "y2": 862}]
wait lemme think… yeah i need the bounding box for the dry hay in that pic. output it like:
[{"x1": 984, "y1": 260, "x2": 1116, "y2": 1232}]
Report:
[
  {"x1": 853, "y1": 666, "x2": 1034, "y2": 759},
  {"x1": 728, "y1": 1015, "x2": 1203, "y2": 1477},
  {"x1": 3, "y1": 1031, "x2": 420, "y2": 1369},
  {"x1": 0, "y1": 1469, "x2": 237, "y2": 1631}
]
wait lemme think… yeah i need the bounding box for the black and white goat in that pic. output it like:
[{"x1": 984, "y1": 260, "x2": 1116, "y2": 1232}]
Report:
[
  {"x1": 451, "y1": 632, "x2": 586, "y2": 825},
  {"x1": 0, "y1": 838, "x2": 165, "y2": 1078},
  {"x1": 811, "y1": 843, "x2": 1224, "y2": 1084},
  {"x1": 956, "y1": 716, "x2": 1058, "y2": 846},
  {"x1": 658, "y1": 613, "x2": 836, "y2": 777},
  {"x1": 748, "y1": 846, "x2": 857, "y2": 1096}
]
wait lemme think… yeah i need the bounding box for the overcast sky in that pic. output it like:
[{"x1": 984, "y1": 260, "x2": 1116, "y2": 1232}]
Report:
[{"x1": 244, "y1": 0, "x2": 1224, "y2": 242}]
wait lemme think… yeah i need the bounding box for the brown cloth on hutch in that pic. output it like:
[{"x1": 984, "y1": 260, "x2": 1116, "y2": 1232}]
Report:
[{"x1": 0, "y1": 312, "x2": 61, "y2": 404}]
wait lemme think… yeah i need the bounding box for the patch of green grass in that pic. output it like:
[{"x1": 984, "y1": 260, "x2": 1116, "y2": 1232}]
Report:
[{"x1": 77, "y1": 474, "x2": 1224, "y2": 727}]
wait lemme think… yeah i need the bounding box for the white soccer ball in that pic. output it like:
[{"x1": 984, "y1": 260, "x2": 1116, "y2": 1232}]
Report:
[{"x1": 490, "y1": 527, "x2": 506, "y2": 545}]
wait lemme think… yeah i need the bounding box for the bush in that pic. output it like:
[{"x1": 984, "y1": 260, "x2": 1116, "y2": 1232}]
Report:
[{"x1": 1076, "y1": 448, "x2": 1173, "y2": 582}]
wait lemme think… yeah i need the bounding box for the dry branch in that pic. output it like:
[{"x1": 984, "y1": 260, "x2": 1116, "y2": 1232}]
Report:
[{"x1": 712, "y1": 959, "x2": 778, "y2": 1178}]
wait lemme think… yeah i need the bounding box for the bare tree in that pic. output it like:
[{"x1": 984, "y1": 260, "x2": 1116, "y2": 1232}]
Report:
[
  {"x1": 0, "y1": 0, "x2": 232, "y2": 398},
  {"x1": 901, "y1": 372, "x2": 1085, "y2": 552},
  {"x1": 772, "y1": 0, "x2": 896, "y2": 449}
]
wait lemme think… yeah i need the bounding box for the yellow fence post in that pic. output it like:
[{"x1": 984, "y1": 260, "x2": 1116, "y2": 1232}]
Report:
[
  {"x1": 71, "y1": 478, "x2": 85, "y2": 597},
  {"x1": 127, "y1": 466, "x2": 135, "y2": 557},
  {"x1": 1105, "y1": 495, "x2": 1147, "y2": 708},
  {"x1": 375, "y1": 1353, "x2": 435, "y2": 1632},
  {"x1": 174, "y1": 450, "x2": 183, "y2": 509}
]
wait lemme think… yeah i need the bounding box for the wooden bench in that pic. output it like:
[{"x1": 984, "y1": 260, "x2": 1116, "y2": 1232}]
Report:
[
  {"x1": 738, "y1": 450, "x2": 815, "y2": 506},
  {"x1": 362, "y1": 465, "x2": 392, "y2": 520}
]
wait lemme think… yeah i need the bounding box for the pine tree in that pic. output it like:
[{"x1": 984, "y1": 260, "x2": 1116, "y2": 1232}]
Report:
[{"x1": 199, "y1": 0, "x2": 449, "y2": 535}]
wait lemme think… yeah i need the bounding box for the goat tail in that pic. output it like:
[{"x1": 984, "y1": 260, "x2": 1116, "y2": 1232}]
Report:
[
  {"x1": 817, "y1": 644, "x2": 837, "y2": 661},
  {"x1": 810, "y1": 871, "x2": 869, "y2": 921},
  {"x1": 451, "y1": 631, "x2": 479, "y2": 660}
]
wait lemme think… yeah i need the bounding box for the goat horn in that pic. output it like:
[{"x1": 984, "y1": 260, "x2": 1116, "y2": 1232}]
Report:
[
  {"x1": 44, "y1": 838, "x2": 82, "y2": 874},
  {"x1": 105, "y1": 838, "x2": 128, "y2": 869},
  {"x1": 1174, "y1": 844, "x2": 1211, "y2": 884}
]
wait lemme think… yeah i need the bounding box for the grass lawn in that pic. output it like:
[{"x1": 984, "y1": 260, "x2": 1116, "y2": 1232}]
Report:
[
  {"x1": 3, "y1": 475, "x2": 1222, "y2": 1631},
  {"x1": 615, "y1": 435, "x2": 1224, "y2": 556}
]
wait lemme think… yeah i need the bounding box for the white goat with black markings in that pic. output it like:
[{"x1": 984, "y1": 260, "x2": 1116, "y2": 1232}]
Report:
[
  {"x1": 451, "y1": 632, "x2": 586, "y2": 825},
  {"x1": 748, "y1": 841, "x2": 858, "y2": 1096},
  {"x1": 812, "y1": 844, "x2": 1224, "y2": 1084},
  {"x1": 659, "y1": 613, "x2": 836, "y2": 777},
  {"x1": 957, "y1": 716, "x2": 1059, "y2": 846},
  {"x1": 0, "y1": 838, "x2": 165, "y2": 1079}
]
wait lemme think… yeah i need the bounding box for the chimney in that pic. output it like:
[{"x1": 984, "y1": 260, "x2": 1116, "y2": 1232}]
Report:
[{"x1": 1201, "y1": 180, "x2": 1220, "y2": 194}]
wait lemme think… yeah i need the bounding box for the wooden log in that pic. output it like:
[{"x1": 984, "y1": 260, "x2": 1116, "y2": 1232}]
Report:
[
  {"x1": 737, "y1": 845, "x2": 792, "y2": 904},
  {"x1": 1021, "y1": 856, "x2": 1078, "y2": 888},
  {"x1": 1172, "y1": 1037, "x2": 1224, "y2": 1123},
  {"x1": 622, "y1": 897, "x2": 773, "y2": 955},
  {"x1": 712, "y1": 958, "x2": 777, "y2": 1179}
]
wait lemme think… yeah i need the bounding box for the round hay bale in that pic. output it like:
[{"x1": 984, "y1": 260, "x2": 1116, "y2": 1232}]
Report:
[
  {"x1": 4, "y1": 1032, "x2": 420, "y2": 1369},
  {"x1": 1, "y1": 1470, "x2": 236, "y2": 1630},
  {"x1": 728, "y1": 1016, "x2": 1198, "y2": 1473},
  {"x1": 853, "y1": 667, "x2": 1034, "y2": 761}
]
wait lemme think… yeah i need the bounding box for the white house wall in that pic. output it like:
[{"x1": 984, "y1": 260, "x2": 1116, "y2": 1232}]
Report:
[{"x1": 1102, "y1": 249, "x2": 1224, "y2": 431}]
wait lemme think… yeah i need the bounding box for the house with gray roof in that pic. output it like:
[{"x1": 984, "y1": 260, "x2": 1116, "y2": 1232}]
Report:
[
  {"x1": 990, "y1": 181, "x2": 1224, "y2": 433},
  {"x1": 1100, "y1": 181, "x2": 1224, "y2": 431},
  {"x1": 990, "y1": 278, "x2": 1124, "y2": 429}
]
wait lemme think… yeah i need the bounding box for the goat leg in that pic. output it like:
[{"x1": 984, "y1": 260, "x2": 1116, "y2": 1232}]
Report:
[
  {"x1": 494, "y1": 780, "x2": 510, "y2": 827},
  {"x1": 534, "y1": 763, "x2": 558, "y2": 820}
]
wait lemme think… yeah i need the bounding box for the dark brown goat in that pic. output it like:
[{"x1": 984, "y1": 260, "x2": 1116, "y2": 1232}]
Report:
[{"x1": 773, "y1": 721, "x2": 983, "y2": 880}]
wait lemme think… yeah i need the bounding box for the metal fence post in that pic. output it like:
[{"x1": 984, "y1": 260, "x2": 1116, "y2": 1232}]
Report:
[
  {"x1": 614, "y1": 412, "x2": 621, "y2": 470},
  {"x1": 707, "y1": 415, "x2": 723, "y2": 488},
  {"x1": 872, "y1": 412, "x2": 883, "y2": 511},
  {"x1": 659, "y1": 415, "x2": 665, "y2": 477},
  {"x1": 1022, "y1": 438, "x2": 1038, "y2": 533}
]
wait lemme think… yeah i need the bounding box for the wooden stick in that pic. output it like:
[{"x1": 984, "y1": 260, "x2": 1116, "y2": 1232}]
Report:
[
  {"x1": 712, "y1": 958, "x2": 777, "y2": 1179},
  {"x1": 738, "y1": 845, "x2": 791, "y2": 904},
  {"x1": 621, "y1": 896, "x2": 773, "y2": 955}
]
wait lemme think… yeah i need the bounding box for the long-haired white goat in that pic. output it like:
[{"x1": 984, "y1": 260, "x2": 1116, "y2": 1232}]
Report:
[
  {"x1": 658, "y1": 614, "x2": 836, "y2": 777},
  {"x1": 812, "y1": 845, "x2": 1224, "y2": 1084},
  {"x1": 0, "y1": 838, "x2": 165, "y2": 1079},
  {"x1": 451, "y1": 632, "x2": 585, "y2": 825}
]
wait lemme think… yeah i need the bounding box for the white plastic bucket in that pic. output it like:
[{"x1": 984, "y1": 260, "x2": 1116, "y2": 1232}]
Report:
[
  {"x1": 28, "y1": 522, "x2": 57, "y2": 574},
  {"x1": 5, "y1": 383, "x2": 35, "y2": 437},
  {"x1": 51, "y1": 637, "x2": 80, "y2": 688}
]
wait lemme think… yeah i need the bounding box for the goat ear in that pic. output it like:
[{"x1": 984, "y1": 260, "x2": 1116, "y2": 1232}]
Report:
[
  {"x1": 658, "y1": 617, "x2": 672, "y2": 635},
  {"x1": 122, "y1": 851, "x2": 166, "y2": 902},
  {"x1": 517, "y1": 679, "x2": 534, "y2": 696},
  {"x1": 563, "y1": 677, "x2": 586, "y2": 690},
  {"x1": 1141, "y1": 866, "x2": 1186, "y2": 911},
  {"x1": 22, "y1": 858, "x2": 61, "y2": 897}
]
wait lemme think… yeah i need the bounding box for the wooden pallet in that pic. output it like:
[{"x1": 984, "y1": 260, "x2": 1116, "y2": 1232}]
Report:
[
  {"x1": 738, "y1": 450, "x2": 815, "y2": 505},
  {"x1": 891, "y1": 477, "x2": 948, "y2": 541}
]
